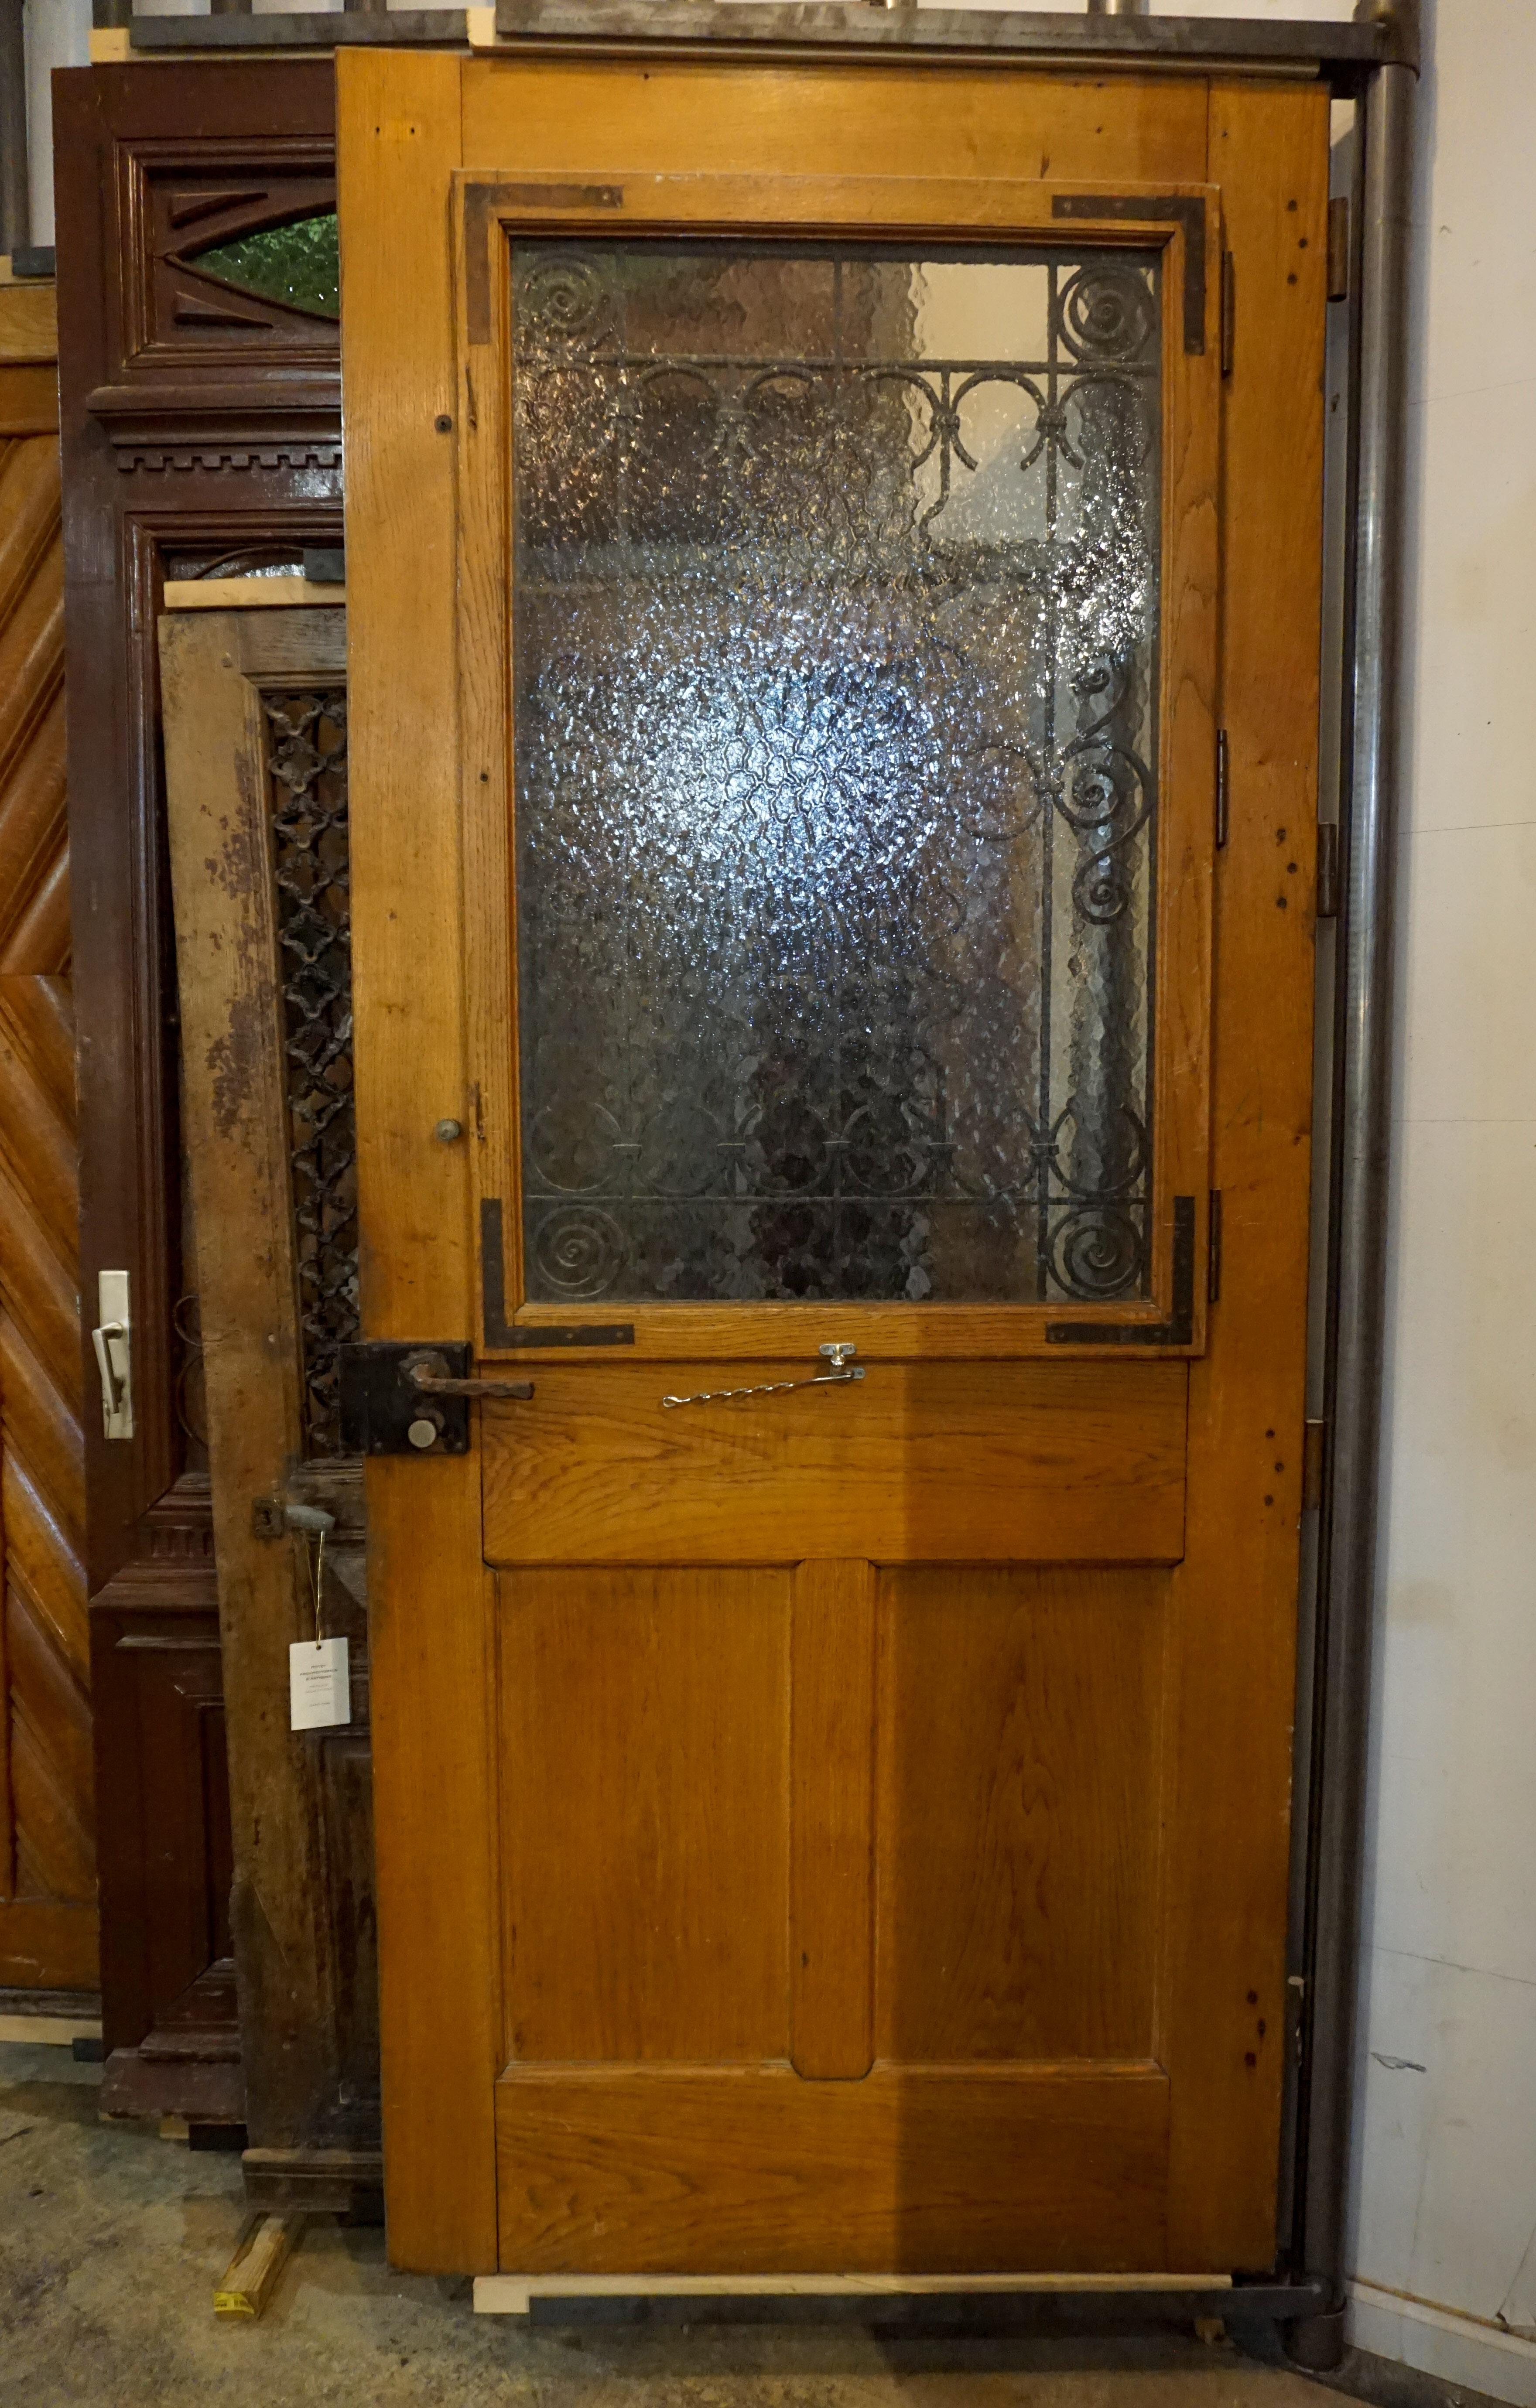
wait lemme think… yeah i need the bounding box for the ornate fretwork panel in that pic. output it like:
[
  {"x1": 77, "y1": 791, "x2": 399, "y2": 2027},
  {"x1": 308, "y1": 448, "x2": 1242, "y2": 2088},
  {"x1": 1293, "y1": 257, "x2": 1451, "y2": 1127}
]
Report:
[
  {"x1": 265, "y1": 691, "x2": 356, "y2": 1456},
  {"x1": 512, "y1": 243, "x2": 1161, "y2": 1308},
  {"x1": 145, "y1": 170, "x2": 341, "y2": 353}
]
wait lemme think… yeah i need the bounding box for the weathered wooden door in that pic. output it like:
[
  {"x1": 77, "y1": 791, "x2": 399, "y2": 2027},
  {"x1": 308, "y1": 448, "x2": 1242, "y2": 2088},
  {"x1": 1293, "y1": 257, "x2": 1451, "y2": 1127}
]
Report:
[{"x1": 340, "y1": 44, "x2": 1327, "y2": 2279}]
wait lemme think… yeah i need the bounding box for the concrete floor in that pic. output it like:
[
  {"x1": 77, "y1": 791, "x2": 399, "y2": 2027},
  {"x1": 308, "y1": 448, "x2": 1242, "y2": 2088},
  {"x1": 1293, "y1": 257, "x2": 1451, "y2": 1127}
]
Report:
[{"x1": 0, "y1": 2040, "x2": 1356, "y2": 2408}]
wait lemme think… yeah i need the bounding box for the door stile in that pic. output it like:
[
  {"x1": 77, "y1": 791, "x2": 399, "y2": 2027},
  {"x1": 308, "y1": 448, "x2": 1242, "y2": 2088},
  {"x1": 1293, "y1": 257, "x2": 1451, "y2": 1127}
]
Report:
[
  {"x1": 455, "y1": 176, "x2": 523, "y2": 1312},
  {"x1": 340, "y1": 51, "x2": 503, "y2": 2275},
  {"x1": 1160, "y1": 81, "x2": 1329, "y2": 2269},
  {"x1": 790, "y1": 1559, "x2": 878, "y2": 2080}
]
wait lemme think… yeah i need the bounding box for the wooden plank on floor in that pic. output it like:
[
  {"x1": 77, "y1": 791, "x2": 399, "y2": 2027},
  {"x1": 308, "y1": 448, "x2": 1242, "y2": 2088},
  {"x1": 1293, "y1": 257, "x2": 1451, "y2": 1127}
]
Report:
[
  {"x1": 214, "y1": 2212, "x2": 305, "y2": 2320},
  {"x1": 476, "y1": 2271, "x2": 1235, "y2": 2315}
]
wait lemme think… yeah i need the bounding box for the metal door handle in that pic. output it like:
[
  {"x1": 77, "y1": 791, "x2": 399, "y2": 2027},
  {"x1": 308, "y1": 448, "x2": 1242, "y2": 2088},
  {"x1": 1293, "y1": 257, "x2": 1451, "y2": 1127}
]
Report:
[
  {"x1": 91, "y1": 1271, "x2": 134, "y2": 1441},
  {"x1": 406, "y1": 1351, "x2": 533, "y2": 1401}
]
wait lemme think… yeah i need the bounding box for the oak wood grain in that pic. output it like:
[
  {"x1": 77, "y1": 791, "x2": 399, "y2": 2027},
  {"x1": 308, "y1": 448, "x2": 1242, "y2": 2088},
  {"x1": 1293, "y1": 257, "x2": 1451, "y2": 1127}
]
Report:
[
  {"x1": 495, "y1": 2060, "x2": 1169, "y2": 2275},
  {"x1": 338, "y1": 48, "x2": 499, "y2": 2275},
  {"x1": 791, "y1": 1560, "x2": 877, "y2": 2080},
  {"x1": 499, "y1": 1567, "x2": 790, "y2": 2067},
  {"x1": 482, "y1": 1360, "x2": 1188, "y2": 1565},
  {"x1": 876, "y1": 1567, "x2": 1164, "y2": 2064},
  {"x1": 460, "y1": 58, "x2": 1208, "y2": 185},
  {"x1": 1159, "y1": 82, "x2": 1330, "y2": 2269},
  {"x1": 159, "y1": 603, "x2": 332, "y2": 2146},
  {"x1": 0, "y1": 319, "x2": 92, "y2": 1985}
]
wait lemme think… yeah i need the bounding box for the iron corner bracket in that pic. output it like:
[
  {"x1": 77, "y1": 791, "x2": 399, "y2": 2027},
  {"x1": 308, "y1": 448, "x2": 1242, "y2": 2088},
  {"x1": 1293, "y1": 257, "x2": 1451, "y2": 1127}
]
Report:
[
  {"x1": 1045, "y1": 1194, "x2": 1195, "y2": 1347},
  {"x1": 481, "y1": 1199, "x2": 635, "y2": 1350}
]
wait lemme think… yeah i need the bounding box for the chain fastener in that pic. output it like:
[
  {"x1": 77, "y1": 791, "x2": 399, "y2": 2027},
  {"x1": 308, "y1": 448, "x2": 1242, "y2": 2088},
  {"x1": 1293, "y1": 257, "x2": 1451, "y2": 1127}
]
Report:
[{"x1": 662, "y1": 1342, "x2": 864, "y2": 1412}]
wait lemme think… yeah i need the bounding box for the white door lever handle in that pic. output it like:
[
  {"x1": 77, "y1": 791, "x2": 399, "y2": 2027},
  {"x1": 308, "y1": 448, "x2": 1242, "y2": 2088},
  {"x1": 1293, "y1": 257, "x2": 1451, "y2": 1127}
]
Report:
[{"x1": 91, "y1": 1271, "x2": 134, "y2": 1441}]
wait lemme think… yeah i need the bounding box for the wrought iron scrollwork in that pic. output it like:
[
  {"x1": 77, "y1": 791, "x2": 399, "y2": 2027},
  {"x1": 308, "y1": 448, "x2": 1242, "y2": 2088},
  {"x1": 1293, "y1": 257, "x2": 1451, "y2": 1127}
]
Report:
[
  {"x1": 266, "y1": 690, "x2": 358, "y2": 1453},
  {"x1": 513, "y1": 243, "x2": 1161, "y2": 1306}
]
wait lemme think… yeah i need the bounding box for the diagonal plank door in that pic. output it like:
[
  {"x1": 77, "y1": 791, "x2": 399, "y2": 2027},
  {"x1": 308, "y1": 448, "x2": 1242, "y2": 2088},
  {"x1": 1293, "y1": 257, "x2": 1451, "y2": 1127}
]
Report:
[{"x1": 0, "y1": 279, "x2": 94, "y2": 1992}]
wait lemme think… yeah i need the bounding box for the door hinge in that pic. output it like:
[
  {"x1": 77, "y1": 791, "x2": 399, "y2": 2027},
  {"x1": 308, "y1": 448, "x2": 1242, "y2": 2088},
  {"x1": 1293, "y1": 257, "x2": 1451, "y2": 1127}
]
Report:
[
  {"x1": 1288, "y1": 1972, "x2": 1307, "y2": 2064},
  {"x1": 1215, "y1": 728, "x2": 1230, "y2": 848},
  {"x1": 1302, "y1": 1418, "x2": 1327, "y2": 1512},
  {"x1": 1208, "y1": 1189, "x2": 1222, "y2": 1304},
  {"x1": 1316, "y1": 822, "x2": 1341, "y2": 920},
  {"x1": 1221, "y1": 249, "x2": 1236, "y2": 377},
  {"x1": 1328, "y1": 196, "x2": 1351, "y2": 302}
]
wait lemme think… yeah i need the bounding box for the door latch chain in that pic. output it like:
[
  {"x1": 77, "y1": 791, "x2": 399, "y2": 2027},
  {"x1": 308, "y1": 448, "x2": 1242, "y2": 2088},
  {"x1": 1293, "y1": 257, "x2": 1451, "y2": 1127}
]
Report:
[{"x1": 662, "y1": 1342, "x2": 865, "y2": 1411}]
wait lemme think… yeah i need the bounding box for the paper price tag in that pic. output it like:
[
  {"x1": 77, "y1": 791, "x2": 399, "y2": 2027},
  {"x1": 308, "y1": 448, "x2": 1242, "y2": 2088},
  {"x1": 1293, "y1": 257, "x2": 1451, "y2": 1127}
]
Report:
[{"x1": 289, "y1": 1636, "x2": 351, "y2": 1732}]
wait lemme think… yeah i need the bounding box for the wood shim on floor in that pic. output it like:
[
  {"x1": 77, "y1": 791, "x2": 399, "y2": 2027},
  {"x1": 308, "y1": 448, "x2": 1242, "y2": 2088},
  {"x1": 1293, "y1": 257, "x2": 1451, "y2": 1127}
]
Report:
[
  {"x1": 215, "y1": 2213, "x2": 306, "y2": 2320},
  {"x1": 0, "y1": 2016, "x2": 101, "y2": 2047},
  {"x1": 474, "y1": 2272, "x2": 1236, "y2": 2316}
]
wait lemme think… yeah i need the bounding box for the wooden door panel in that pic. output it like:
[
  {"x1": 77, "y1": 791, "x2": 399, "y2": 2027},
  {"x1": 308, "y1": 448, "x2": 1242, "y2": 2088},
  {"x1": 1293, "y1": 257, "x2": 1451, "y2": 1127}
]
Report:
[
  {"x1": 494, "y1": 2061, "x2": 1169, "y2": 2275},
  {"x1": 876, "y1": 1567, "x2": 1164, "y2": 2064},
  {"x1": 482, "y1": 1363, "x2": 1188, "y2": 1566},
  {"x1": 499, "y1": 1567, "x2": 792, "y2": 2063},
  {"x1": 790, "y1": 1558, "x2": 877, "y2": 2080},
  {"x1": 460, "y1": 59, "x2": 1208, "y2": 187}
]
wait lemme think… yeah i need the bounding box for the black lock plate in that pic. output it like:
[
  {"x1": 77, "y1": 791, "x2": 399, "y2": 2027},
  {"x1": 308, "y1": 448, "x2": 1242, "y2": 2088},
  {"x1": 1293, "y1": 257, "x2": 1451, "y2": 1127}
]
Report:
[{"x1": 340, "y1": 1341, "x2": 472, "y2": 1456}]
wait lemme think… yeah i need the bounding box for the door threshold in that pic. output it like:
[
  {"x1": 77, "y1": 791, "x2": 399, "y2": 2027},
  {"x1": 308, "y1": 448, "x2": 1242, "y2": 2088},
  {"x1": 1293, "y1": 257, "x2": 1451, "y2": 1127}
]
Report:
[{"x1": 474, "y1": 2271, "x2": 1235, "y2": 2316}]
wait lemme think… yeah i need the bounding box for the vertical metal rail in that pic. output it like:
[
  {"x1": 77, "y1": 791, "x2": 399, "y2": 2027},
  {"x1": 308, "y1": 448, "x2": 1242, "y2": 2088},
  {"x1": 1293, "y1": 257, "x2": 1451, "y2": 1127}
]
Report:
[
  {"x1": 1292, "y1": 25, "x2": 1415, "y2": 2366},
  {"x1": 0, "y1": 0, "x2": 28, "y2": 257}
]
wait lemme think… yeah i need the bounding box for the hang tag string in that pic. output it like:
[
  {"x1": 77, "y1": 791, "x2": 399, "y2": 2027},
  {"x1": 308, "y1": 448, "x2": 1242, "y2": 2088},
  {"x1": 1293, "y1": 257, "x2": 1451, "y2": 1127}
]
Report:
[{"x1": 311, "y1": 1527, "x2": 327, "y2": 1647}]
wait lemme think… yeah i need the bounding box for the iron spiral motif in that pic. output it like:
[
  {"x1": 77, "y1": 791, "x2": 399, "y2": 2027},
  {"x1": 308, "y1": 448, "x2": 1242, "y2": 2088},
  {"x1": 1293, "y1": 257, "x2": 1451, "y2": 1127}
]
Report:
[
  {"x1": 266, "y1": 690, "x2": 358, "y2": 1452},
  {"x1": 513, "y1": 244, "x2": 1160, "y2": 1306}
]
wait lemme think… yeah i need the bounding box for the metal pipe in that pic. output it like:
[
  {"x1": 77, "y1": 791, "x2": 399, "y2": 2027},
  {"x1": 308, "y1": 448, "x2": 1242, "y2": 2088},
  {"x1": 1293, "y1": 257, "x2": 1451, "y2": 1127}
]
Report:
[
  {"x1": 1294, "y1": 39, "x2": 1415, "y2": 2359},
  {"x1": 1087, "y1": 0, "x2": 1149, "y2": 16},
  {"x1": 0, "y1": 0, "x2": 28, "y2": 258}
]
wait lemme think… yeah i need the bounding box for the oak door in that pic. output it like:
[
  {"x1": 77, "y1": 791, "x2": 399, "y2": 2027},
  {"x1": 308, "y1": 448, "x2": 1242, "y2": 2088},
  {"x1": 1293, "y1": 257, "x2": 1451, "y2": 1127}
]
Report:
[{"x1": 339, "y1": 48, "x2": 1327, "y2": 2278}]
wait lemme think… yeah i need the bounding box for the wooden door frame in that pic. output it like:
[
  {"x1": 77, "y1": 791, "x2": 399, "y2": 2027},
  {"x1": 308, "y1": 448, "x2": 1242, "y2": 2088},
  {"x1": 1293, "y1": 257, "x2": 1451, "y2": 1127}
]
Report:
[
  {"x1": 454, "y1": 168, "x2": 1219, "y2": 1362},
  {"x1": 342, "y1": 44, "x2": 1329, "y2": 2280}
]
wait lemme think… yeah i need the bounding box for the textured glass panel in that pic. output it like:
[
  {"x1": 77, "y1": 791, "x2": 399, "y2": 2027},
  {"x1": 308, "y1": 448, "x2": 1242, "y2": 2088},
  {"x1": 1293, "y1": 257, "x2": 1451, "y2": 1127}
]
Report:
[
  {"x1": 189, "y1": 212, "x2": 340, "y2": 321},
  {"x1": 512, "y1": 243, "x2": 1160, "y2": 1306}
]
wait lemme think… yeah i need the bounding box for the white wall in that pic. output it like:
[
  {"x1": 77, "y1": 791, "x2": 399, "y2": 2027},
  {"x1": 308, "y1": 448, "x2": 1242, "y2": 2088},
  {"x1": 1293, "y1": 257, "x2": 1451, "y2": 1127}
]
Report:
[
  {"x1": 17, "y1": 0, "x2": 1536, "y2": 2394},
  {"x1": 21, "y1": 0, "x2": 88, "y2": 246},
  {"x1": 1346, "y1": 3, "x2": 1536, "y2": 2400}
]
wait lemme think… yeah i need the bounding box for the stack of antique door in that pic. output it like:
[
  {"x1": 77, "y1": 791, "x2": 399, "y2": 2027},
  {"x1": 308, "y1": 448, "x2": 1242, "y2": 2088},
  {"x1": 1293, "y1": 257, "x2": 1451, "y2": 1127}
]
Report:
[{"x1": 42, "y1": 4, "x2": 1357, "y2": 2313}]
